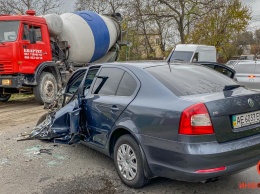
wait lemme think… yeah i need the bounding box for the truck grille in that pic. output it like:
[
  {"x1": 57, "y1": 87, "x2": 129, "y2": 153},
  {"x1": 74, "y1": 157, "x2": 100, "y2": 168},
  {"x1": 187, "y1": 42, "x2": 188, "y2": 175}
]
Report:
[{"x1": 0, "y1": 63, "x2": 13, "y2": 73}]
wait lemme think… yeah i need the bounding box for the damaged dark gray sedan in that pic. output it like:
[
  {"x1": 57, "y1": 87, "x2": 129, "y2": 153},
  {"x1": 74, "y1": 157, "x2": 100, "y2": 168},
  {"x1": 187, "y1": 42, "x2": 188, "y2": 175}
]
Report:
[{"x1": 29, "y1": 61, "x2": 260, "y2": 188}]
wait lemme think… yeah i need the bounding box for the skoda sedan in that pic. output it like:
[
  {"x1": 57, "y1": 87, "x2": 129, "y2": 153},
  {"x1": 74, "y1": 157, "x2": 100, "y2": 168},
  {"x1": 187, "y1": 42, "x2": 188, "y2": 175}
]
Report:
[{"x1": 30, "y1": 61, "x2": 260, "y2": 188}]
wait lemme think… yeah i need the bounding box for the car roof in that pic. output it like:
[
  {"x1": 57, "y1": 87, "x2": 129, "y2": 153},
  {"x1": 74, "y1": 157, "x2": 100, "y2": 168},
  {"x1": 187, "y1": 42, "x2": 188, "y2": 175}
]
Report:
[
  {"x1": 236, "y1": 60, "x2": 260, "y2": 65},
  {"x1": 73, "y1": 61, "x2": 173, "y2": 73},
  {"x1": 87, "y1": 60, "x2": 235, "y2": 72},
  {"x1": 98, "y1": 60, "x2": 185, "y2": 69},
  {"x1": 194, "y1": 61, "x2": 221, "y2": 65},
  {"x1": 228, "y1": 59, "x2": 246, "y2": 61}
]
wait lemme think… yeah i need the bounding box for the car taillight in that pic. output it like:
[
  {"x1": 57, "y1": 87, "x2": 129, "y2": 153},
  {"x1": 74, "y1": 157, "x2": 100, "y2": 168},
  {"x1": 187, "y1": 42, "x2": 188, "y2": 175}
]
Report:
[
  {"x1": 179, "y1": 103, "x2": 214, "y2": 135},
  {"x1": 195, "y1": 166, "x2": 226, "y2": 173}
]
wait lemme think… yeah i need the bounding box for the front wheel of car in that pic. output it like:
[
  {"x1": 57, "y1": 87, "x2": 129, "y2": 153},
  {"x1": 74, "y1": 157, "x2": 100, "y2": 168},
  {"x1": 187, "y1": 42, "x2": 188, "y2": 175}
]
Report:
[{"x1": 114, "y1": 134, "x2": 149, "y2": 188}]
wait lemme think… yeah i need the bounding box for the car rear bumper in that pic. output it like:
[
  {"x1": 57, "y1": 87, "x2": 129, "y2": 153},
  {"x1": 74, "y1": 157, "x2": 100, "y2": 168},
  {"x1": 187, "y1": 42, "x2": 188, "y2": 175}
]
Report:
[{"x1": 136, "y1": 133, "x2": 260, "y2": 182}]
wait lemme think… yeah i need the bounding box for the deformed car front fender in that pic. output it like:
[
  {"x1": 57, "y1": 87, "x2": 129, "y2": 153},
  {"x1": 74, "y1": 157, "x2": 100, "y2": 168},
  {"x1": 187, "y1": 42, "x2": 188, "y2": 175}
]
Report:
[{"x1": 29, "y1": 99, "x2": 81, "y2": 144}]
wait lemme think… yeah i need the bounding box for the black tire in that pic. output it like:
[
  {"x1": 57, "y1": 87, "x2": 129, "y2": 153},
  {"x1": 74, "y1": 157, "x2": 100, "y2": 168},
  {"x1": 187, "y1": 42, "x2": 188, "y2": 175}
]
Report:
[
  {"x1": 114, "y1": 134, "x2": 149, "y2": 188},
  {"x1": 36, "y1": 113, "x2": 48, "y2": 126},
  {"x1": 33, "y1": 72, "x2": 57, "y2": 105},
  {"x1": 0, "y1": 94, "x2": 11, "y2": 102}
]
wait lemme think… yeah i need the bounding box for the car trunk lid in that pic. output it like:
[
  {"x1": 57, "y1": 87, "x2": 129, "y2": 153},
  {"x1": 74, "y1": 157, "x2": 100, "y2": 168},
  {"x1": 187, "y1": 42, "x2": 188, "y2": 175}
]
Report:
[{"x1": 181, "y1": 87, "x2": 260, "y2": 142}]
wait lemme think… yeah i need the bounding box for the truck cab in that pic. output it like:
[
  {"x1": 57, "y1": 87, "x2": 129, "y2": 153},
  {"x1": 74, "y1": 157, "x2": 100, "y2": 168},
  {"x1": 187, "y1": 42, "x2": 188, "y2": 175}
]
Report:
[
  {"x1": 0, "y1": 10, "x2": 123, "y2": 104},
  {"x1": 167, "y1": 44, "x2": 217, "y2": 63},
  {"x1": 0, "y1": 12, "x2": 53, "y2": 102}
]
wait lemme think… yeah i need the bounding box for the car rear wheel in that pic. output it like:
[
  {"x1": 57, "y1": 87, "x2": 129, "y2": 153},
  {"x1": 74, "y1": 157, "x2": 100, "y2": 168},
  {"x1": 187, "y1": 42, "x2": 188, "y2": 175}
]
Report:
[
  {"x1": 114, "y1": 134, "x2": 149, "y2": 188},
  {"x1": 0, "y1": 94, "x2": 11, "y2": 102}
]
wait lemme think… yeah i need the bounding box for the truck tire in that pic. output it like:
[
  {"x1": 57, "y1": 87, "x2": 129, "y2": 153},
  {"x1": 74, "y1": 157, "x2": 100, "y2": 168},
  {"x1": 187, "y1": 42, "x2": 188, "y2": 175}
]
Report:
[
  {"x1": 0, "y1": 94, "x2": 11, "y2": 102},
  {"x1": 33, "y1": 72, "x2": 57, "y2": 105}
]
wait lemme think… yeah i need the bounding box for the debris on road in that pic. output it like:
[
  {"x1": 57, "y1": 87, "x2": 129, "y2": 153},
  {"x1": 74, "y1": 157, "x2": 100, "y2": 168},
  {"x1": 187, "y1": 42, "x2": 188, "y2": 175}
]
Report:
[{"x1": 37, "y1": 149, "x2": 53, "y2": 155}]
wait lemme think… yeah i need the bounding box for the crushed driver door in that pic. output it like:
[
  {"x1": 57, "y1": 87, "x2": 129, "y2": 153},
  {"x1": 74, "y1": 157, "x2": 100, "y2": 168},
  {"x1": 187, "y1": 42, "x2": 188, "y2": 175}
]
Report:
[{"x1": 29, "y1": 68, "x2": 90, "y2": 144}]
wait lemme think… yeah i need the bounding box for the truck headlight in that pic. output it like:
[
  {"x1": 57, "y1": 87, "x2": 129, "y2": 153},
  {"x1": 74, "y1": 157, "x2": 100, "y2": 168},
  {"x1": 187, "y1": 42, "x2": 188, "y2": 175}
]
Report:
[{"x1": 2, "y1": 79, "x2": 12, "y2": 86}]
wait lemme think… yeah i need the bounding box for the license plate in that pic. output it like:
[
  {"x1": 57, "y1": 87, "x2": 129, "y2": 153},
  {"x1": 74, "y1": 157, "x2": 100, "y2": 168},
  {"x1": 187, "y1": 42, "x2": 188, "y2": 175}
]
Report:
[{"x1": 232, "y1": 111, "x2": 260, "y2": 129}]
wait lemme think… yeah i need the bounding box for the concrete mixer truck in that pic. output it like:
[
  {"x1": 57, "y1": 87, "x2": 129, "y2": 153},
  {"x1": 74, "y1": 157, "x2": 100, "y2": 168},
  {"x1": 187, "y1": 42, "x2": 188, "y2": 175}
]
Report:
[{"x1": 0, "y1": 10, "x2": 123, "y2": 104}]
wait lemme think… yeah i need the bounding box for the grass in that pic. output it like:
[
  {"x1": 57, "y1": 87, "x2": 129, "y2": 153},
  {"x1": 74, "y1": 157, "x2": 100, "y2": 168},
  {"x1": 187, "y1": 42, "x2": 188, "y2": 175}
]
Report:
[{"x1": 9, "y1": 93, "x2": 34, "y2": 101}]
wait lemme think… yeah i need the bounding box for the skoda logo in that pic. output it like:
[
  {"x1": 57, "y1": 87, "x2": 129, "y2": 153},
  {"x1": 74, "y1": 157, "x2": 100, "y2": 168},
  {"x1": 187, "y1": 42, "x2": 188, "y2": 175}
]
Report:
[{"x1": 248, "y1": 98, "x2": 254, "y2": 107}]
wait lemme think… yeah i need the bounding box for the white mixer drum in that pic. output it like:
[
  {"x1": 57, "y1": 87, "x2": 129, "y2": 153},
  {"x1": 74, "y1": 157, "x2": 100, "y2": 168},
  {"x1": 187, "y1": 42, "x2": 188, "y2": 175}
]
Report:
[
  {"x1": 43, "y1": 14, "x2": 63, "y2": 36},
  {"x1": 59, "y1": 11, "x2": 120, "y2": 63}
]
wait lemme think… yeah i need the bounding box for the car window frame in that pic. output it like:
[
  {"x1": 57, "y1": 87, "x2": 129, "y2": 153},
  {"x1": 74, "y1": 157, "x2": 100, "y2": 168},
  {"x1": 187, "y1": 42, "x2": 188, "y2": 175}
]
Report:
[
  {"x1": 66, "y1": 72, "x2": 86, "y2": 95},
  {"x1": 115, "y1": 71, "x2": 138, "y2": 97},
  {"x1": 91, "y1": 67, "x2": 125, "y2": 96},
  {"x1": 63, "y1": 70, "x2": 87, "y2": 105},
  {"x1": 89, "y1": 65, "x2": 140, "y2": 98},
  {"x1": 194, "y1": 62, "x2": 236, "y2": 79},
  {"x1": 63, "y1": 66, "x2": 101, "y2": 105}
]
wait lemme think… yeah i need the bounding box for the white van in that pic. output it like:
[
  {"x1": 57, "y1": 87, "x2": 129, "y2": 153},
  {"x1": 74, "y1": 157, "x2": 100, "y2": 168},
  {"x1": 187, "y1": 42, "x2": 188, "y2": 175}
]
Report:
[{"x1": 167, "y1": 44, "x2": 217, "y2": 62}]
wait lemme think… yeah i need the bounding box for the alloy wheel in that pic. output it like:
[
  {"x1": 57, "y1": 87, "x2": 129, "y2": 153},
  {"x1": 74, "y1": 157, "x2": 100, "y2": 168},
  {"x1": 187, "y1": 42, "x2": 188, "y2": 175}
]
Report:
[{"x1": 117, "y1": 144, "x2": 138, "y2": 181}]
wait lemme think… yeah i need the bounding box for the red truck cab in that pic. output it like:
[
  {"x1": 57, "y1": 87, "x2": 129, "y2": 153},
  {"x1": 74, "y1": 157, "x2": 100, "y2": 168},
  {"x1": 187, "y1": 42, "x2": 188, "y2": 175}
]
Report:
[
  {"x1": 0, "y1": 11, "x2": 60, "y2": 104},
  {"x1": 0, "y1": 10, "x2": 123, "y2": 104},
  {"x1": 0, "y1": 14, "x2": 52, "y2": 74}
]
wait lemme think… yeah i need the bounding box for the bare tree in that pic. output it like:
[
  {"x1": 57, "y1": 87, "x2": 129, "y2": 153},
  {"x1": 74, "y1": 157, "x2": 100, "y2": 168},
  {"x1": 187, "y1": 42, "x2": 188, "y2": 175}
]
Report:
[
  {"x1": 75, "y1": 0, "x2": 109, "y2": 13},
  {"x1": 75, "y1": 0, "x2": 125, "y2": 14},
  {"x1": 143, "y1": 0, "x2": 176, "y2": 55},
  {"x1": 188, "y1": 0, "x2": 251, "y2": 60},
  {"x1": 74, "y1": 0, "x2": 247, "y2": 61},
  {"x1": 153, "y1": 0, "x2": 223, "y2": 43},
  {"x1": 0, "y1": 0, "x2": 63, "y2": 15},
  {"x1": 123, "y1": 0, "x2": 177, "y2": 59}
]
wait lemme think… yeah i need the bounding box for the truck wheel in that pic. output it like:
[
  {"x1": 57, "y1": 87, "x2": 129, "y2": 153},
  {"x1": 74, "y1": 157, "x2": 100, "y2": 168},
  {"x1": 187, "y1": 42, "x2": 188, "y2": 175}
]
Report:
[
  {"x1": 33, "y1": 72, "x2": 57, "y2": 105},
  {"x1": 0, "y1": 94, "x2": 11, "y2": 102}
]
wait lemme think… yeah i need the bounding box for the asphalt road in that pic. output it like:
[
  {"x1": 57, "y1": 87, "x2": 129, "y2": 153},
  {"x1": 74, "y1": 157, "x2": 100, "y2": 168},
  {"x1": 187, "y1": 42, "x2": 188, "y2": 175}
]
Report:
[{"x1": 0, "y1": 97, "x2": 260, "y2": 194}]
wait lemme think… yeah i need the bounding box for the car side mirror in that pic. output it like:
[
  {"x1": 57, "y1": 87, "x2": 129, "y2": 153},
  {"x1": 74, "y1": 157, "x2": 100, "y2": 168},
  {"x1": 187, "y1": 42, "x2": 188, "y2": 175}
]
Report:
[{"x1": 29, "y1": 28, "x2": 36, "y2": 44}]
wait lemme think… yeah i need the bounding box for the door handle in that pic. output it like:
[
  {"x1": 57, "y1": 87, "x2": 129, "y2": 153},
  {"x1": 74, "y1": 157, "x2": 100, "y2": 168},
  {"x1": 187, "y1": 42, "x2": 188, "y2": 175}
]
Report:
[
  {"x1": 43, "y1": 52, "x2": 47, "y2": 55},
  {"x1": 111, "y1": 105, "x2": 119, "y2": 111}
]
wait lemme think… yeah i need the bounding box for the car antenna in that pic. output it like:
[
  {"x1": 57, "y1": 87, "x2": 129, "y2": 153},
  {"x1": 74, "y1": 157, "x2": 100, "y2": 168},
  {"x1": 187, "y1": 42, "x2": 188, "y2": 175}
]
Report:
[
  {"x1": 166, "y1": 47, "x2": 175, "y2": 72},
  {"x1": 167, "y1": 60, "x2": 172, "y2": 72}
]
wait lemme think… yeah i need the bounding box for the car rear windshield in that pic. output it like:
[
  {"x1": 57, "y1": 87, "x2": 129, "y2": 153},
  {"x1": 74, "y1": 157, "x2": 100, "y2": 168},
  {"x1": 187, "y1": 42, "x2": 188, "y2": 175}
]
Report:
[
  {"x1": 234, "y1": 62, "x2": 256, "y2": 74},
  {"x1": 226, "y1": 60, "x2": 237, "y2": 68},
  {"x1": 146, "y1": 65, "x2": 237, "y2": 96}
]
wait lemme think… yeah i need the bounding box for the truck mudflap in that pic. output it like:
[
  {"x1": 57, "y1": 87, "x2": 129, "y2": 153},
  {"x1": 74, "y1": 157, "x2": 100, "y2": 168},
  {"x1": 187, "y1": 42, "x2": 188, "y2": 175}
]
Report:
[{"x1": 26, "y1": 99, "x2": 81, "y2": 144}]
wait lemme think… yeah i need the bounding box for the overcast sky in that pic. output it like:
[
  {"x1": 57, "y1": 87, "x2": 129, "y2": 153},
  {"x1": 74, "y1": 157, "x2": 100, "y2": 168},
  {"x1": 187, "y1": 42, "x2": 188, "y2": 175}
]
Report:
[
  {"x1": 61, "y1": 0, "x2": 77, "y2": 12},
  {"x1": 241, "y1": 0, "x2": 260, "y2": 30}
]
